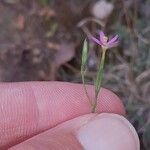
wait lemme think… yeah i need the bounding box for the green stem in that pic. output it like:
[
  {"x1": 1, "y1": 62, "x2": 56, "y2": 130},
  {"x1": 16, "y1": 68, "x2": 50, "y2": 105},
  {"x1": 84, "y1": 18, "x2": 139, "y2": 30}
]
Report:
[
  {"x1": 92, "y1": 48, "x2": 107, "y2": 113},
  {"x1": 81, "y1": 70, "x2": 92, "y2": 105}
]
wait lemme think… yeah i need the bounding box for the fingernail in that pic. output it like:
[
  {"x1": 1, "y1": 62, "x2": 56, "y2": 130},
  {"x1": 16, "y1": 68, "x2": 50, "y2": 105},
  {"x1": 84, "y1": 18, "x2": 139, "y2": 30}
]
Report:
[{"x1": 76, "y1": 113, "x2": 140, "y2": 150}]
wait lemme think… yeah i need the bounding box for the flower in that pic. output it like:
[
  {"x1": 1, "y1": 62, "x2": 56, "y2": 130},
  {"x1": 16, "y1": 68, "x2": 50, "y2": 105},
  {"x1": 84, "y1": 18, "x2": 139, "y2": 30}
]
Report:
[{"x1": 91, "y1": 31, "x2": 119, "y2": 49}]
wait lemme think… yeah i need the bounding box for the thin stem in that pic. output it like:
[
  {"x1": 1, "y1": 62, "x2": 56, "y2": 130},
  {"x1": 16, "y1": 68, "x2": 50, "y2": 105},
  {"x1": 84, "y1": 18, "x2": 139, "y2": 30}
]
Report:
[
  {"x1": 92, "y1": 48, "x2": 107, "y2": 113},
  {"x1": 81, "y1": 70, "x2": 92, "y2": 105}
]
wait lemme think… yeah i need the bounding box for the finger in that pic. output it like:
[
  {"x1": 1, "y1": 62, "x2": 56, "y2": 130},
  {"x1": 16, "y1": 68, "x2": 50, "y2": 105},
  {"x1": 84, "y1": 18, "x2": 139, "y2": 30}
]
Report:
[
  {"x1": 0, "y1": 82, "x2": 125, "y2": 149},
  {"x1": 9, "y1": 113, "x2": 140, "y2": 150}
]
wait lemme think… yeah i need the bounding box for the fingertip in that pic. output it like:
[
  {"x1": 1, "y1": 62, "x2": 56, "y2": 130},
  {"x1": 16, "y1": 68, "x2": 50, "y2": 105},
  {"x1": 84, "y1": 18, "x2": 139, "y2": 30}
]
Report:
[
  {"x1": 97, "y1": 88, "x2": 125, "y2": 115},
  {"x1": 10, "y1": 113, "x2": 139, "y2": 150},
  {"x1": 77, "y1": 113, "x2": 140, "y2": 150}
]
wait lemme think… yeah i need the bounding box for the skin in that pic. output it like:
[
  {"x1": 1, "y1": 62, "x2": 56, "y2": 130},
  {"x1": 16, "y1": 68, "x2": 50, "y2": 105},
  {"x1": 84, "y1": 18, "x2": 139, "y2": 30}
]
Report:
[{"x1": 0, "y1": 82, "x2": 139, "y2": 150}]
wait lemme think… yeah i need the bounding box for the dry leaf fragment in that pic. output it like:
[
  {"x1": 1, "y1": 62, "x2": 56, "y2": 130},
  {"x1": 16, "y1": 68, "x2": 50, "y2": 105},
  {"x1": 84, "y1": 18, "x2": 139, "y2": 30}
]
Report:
[
  {"x1": 47, "y1": 42, "x2": 60, "y2": 50},
  {"x1": 54, "y1": 42, "x2": 75, "y2": 67},
  {"x1": 15, "y1": 14, "x2": 25, "y2": 30}
]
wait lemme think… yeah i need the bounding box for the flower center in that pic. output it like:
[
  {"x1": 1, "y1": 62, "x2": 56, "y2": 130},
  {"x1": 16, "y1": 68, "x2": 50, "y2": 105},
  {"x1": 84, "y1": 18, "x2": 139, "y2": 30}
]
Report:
[{"x1": 103, "y1": 36, "x2": 108, "y2": 43}]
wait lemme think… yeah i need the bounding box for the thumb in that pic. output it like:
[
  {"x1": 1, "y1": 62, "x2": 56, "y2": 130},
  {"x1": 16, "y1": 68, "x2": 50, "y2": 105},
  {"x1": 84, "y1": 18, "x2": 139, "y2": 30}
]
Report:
[
  {"x1": 77, "y1": 113, "x2": 140, "y2": 150},
  {"x1": 9, "y1": 113, "x2": 140, "y2": 150}
]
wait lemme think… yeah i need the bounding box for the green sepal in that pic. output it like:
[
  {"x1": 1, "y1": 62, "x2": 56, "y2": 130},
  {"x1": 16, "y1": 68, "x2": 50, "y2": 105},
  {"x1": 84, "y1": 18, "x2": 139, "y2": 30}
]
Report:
[{"x1": 81, "y1": 39, "x2": 88, "y2": 72}]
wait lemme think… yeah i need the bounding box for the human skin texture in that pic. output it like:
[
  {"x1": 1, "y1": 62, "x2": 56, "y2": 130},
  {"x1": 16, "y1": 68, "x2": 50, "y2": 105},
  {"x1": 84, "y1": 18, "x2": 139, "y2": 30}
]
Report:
[{"x1": 0, "y1": 82, "x2": 139, "y2": 150}]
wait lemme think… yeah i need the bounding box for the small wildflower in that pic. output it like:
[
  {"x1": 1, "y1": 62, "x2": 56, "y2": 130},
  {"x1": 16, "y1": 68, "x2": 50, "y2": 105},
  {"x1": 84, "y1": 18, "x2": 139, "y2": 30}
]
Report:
[
  {"x1": 91, "y1": 31, "x2": 119, "y2": 49},
  {"x1": 81, "y1": 31, "x2": 119, "y2": 113}
]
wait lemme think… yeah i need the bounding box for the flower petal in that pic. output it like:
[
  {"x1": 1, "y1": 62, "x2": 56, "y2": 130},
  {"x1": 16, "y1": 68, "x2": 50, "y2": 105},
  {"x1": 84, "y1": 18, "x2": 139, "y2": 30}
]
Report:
[
  {"x1": 99, "y1": 31, "x2": 106, "y2": 44},
  {"x1": 91, "y1": 36, "x2": 102, "y2": 45},
  {"x1": 107, "y1": 41, "x2": 119, "y2": 48},
  {"x1": 107, "y1": 35, "x2": 119, "y2": 45}
]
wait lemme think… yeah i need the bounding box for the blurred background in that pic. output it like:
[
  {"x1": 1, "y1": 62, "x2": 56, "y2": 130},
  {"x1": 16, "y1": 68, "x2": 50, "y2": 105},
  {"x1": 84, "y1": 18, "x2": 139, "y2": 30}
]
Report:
[{"x1": 0, "y1": 0, "x2": 149, "y2": 149}]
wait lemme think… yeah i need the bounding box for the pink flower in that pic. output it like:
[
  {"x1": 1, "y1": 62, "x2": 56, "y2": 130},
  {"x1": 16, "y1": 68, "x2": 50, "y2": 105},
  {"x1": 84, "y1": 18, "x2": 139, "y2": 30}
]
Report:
[{"x1": 91, "y1": 31, "x2": 119, "y2": 49}]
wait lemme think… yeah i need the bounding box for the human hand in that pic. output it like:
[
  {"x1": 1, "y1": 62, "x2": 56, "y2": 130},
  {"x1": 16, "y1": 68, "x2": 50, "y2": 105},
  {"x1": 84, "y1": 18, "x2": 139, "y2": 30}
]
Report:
[{"x1": 0, "y1": 82, "x2": 139, "y2": 150}]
